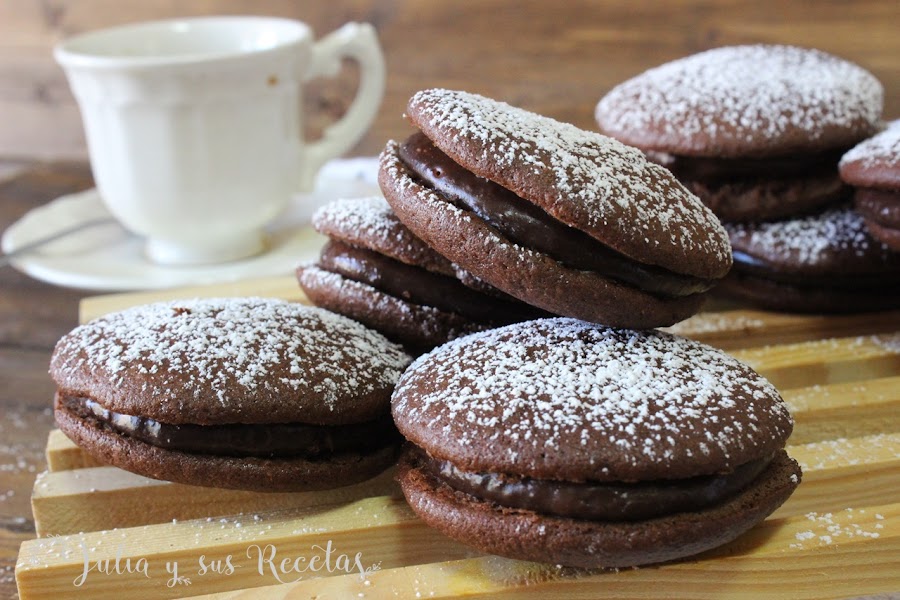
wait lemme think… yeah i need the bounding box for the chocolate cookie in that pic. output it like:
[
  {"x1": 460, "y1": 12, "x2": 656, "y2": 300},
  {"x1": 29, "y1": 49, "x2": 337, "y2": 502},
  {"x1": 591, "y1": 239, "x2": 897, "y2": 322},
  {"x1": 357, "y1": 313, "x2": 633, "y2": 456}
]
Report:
[
  {"x1": 50, "y1": 298, "x2": 411, "y2": 492},
  {"x1": 840, "y1": 120, "x2": 900, "y2": 250},
  {"x1": 596, "y1": 45, "x2": 883, "y2": 222},
  {"x1": 392, "y1": 319, "x2": 800, "y2": 568},
  {"x1": 298, "y1": 197, "x2": 549, "y2": 353},
  {"x1": 379, "y1": 89, "x2": 732, "y2": 329},
  {"x1": 721, "y1": 206, "x2": 900, "y2": 313}
]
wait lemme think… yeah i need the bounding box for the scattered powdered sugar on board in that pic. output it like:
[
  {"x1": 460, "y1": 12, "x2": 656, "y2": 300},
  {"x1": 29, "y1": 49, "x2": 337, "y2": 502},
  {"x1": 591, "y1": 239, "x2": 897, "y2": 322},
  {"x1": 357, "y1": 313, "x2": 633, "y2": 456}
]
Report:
[
  {"x1": 393, "y1": 318, "x2": 792, "y2": 480},
  {"x1": 788, "y1": 509, "x2": 885, "y2": 550},
  {"x1": 793, "y1": 434, "x2": 897, "y2": 471},
  {"x1": 50, "y1": 297, "x2": 410, "y2": 423},
  {"x1": 871, "y1": 332, "x2": 900, "y2": 354},
  {"x1": 663, "y1": 312, "x2": 765, "y2": 336},
  {"x1": 726, "y1": 206, "x2": 896, "y2": 266},
  {"x1": 596, "y1": 44, "x2": 883, "y2": 155},
  {"x1": 408, "y1": 88, "x2": 731, "y2": 277},
  {"x1": 841, "y1": 119, "x2": 900, "y2": 171}
]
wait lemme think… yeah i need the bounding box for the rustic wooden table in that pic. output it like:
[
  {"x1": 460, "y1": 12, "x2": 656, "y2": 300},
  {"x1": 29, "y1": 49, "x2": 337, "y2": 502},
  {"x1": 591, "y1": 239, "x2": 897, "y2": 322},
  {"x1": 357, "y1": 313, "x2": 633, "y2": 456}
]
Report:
[{"x1": 0, "y1": 164, "x2": 95, "y2": 599}]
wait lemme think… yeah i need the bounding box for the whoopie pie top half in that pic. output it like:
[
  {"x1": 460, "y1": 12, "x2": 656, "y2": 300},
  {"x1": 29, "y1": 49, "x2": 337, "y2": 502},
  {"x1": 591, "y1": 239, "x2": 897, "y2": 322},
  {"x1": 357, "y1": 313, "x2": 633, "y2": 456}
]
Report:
[
  {"x1": 50, "y1": 297, "x2": 411, "y2": 426},
  {"x1": 596, "y1": 44, "x2": 883, "y2": 158},
  {"x1": 402, "y1": 88, "x2": 732, "y2": 281},
  {"x1": 840, "y1": 120, "x2": 900, "y2": 190},
  {"x1": 392, "y1": 318, "x2": 793, "y2": 483}
]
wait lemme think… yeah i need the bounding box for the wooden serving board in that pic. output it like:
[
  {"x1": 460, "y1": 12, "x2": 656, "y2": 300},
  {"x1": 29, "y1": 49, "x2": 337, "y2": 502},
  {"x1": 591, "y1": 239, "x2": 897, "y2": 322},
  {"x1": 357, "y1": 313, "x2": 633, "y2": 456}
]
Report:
[{"x1": 15, "y1": 276, "x2": 900, "y2": 599}]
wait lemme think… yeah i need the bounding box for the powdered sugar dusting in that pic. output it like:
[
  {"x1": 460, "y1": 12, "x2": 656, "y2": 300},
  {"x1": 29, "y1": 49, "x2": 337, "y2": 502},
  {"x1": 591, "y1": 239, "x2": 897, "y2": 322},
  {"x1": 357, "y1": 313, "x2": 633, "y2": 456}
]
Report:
[
  {"x1": 596, "y1": 45, "x2": 883, "y2": 155},
  {"x1": 408, "y1": 89, "x2": 731, "y2": 278},
  {"x1": 393, "y1": 318, "x2": 792, "y2": 481},
  {"x1": 51, "y1": 298, "x2": 410, "y2": 423},
  {"x1": 840, "y1": 119, "x2": 900, "y2": 173},
  {"x1": 726, "y1": 206, "x2": 896, "y2": 266},
  {"x1": 313, "y1": 196, "x2": 400, "y2": 242}
]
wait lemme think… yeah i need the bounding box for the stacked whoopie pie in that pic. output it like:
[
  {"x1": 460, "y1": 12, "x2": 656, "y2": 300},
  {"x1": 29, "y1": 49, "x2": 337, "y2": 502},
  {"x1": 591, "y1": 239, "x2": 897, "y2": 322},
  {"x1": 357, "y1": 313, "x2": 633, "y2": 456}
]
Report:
[
  {"x1": 596, "y1": 44, "x2": 900, "y2": 313},
  {"x1": 301, "y1": 87, "x2": 734, "y2": 352},
  {"x1": 297, "y1": 196, "x2": 550, "y2": 354},
  {"x1": 306, "y1": 88, "x2": 801, "y2": 568}
]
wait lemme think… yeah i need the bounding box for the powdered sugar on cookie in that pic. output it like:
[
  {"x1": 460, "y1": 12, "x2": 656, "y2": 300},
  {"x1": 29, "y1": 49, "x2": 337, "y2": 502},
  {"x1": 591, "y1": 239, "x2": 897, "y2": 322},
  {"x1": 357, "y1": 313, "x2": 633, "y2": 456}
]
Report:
[
  {"x1": 51, "y1": 298, "x2": 410, "y2": 424},
  {"x1": 596, "y1": 45, "x2": 883, "y2": 156},
  {"x1": 392, "y1": 318, "x2": 792, "y2": 481},
  {"x1": 406, "y1": 89, "x2": 731, "y2": 279}
]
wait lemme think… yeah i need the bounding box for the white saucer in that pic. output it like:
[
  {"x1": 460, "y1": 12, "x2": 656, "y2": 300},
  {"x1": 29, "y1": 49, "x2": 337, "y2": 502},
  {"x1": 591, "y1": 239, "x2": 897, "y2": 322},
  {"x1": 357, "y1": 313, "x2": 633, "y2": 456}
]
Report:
[{"x1": 1, "y1": 157, "x2": 381, "y2": 291}]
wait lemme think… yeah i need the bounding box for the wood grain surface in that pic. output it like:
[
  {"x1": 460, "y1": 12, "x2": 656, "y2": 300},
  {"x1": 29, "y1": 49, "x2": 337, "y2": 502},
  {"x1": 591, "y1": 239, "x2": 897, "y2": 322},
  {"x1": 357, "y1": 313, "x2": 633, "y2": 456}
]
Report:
[{"x1": 0, "y1": 0, "x2": 898, "y2": 161}]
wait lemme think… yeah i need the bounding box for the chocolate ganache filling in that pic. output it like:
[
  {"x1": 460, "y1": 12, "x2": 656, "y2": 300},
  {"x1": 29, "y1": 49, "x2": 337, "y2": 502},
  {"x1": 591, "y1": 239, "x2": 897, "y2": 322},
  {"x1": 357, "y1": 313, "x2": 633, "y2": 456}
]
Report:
[
  {"x1": 413, "y1": 447, "x2": 774, "y2": 521},
  {"x1": 318, "y1": 239, "x2": 551, "y2": 323},
  {"x1": 398, "y1": 132, "x2": 714, "y2": 298},
  {"x1": 59, "y1": 394, "x2": 399, "y2": 458},
  {"x1": 645, "y1": 149, "x2": 847, "y2": 182}
]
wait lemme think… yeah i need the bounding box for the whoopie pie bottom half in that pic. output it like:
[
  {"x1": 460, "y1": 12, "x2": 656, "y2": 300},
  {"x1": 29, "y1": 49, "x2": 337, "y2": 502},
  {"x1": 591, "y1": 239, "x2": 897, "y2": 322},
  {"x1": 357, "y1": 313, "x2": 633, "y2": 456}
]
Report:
[
  {"x1": 391, "y1": 318, "x2": 801, "y2": 568},
  {"x1": 50, "y1": 298, "x2": 412, "y2": 492},
  {"x1": 721, "y1": 206, "x2": 900, "y2": 313},
  {"x1": 645, "y1": 150, "x2": 848, "y2": 223},
  {"x1": 297, "y1": 196, "x2": 549, "y2": 355}
]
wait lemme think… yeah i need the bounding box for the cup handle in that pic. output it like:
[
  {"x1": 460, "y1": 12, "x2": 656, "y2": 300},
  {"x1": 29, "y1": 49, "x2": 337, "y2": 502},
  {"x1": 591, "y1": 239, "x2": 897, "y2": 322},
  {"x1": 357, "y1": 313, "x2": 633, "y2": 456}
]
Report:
[{"x1": 299, "y1": 22, "x2": 386, "y2": 191}]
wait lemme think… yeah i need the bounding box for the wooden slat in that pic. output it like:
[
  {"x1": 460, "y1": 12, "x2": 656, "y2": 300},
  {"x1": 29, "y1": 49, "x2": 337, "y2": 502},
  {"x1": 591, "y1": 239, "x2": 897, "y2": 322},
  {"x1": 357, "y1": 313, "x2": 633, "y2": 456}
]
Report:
[
  {"x1": 772, "y1": 433, "x2": 900, "y2": 519},
  {"x1": 181, "y1": 502, "x2": 900, "y2": 600},
  {"x1": 45, "y1": 429, "x2": 103, "y2": 472},
  {"x1": 783, "y1": 376, "x2": 900, "y2": 444},
  {"x1": 16, "y1": 496, "x2": 477, "y2": 599},
  {"x1": 31, "y1": 466, "x2": 400, "y2": 537},
  {"x1": 666, "y1": 309, "x2": 900, "y2": 351},
  {"x1": 732, "y1": 333, "x2": 900, "y2": 390}
]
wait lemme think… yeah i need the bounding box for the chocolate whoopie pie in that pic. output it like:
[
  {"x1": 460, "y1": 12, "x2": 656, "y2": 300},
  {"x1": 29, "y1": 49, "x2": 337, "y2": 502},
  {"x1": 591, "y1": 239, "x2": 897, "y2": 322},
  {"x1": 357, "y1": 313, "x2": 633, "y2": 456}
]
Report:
[
  {"x1": 721, "y1": 206, "x2": 900, "y2": 313},
  {"x1": 392, "y1": 319, "x2": 801, "y2": 568},
  {"x1": 596, "y1": 45, "x2": 884, "y2": 222},
  {"x1": 840, "y1": 120, "x2": 900, "y2": 250},
  {"x1": 297, "y1": 197, "x2": 549, "y2": 353},
  {"x1": 50, "y1": 297, "x2": 411, "y2": 492},
  {"x1": 379, "y1": 89, "x2": 732, "y2": 330}
]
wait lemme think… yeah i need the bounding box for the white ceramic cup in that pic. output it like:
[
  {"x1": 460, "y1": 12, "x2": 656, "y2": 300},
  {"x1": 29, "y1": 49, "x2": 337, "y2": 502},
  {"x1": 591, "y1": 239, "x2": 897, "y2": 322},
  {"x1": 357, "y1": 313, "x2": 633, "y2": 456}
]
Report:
[{"x1": 55, "y1": 16, "x2": 385, "y2": 265}]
